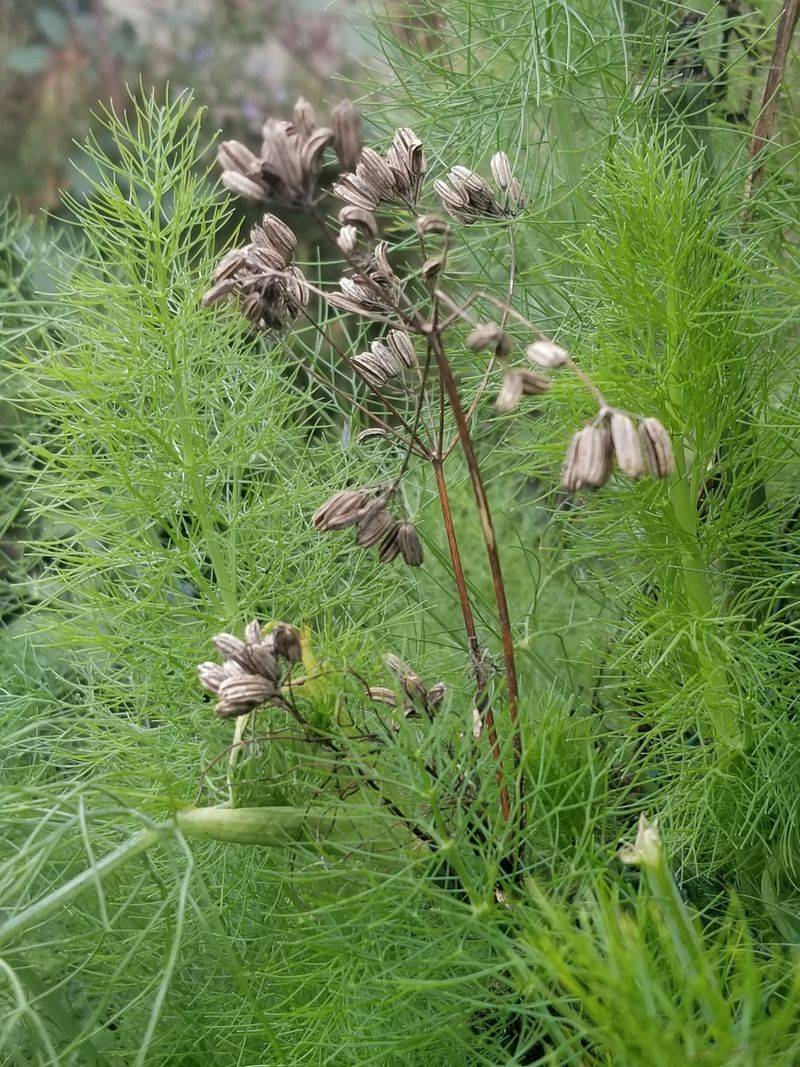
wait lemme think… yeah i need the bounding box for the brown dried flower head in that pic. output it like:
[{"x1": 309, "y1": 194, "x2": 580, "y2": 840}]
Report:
[
  {"x1": 197, "y1": 620, "x2": 302, "y2": 718},
  {"x1": 434, "y1": 165, "x2": 505, "y2": 225},
  {"x1": 609, "y1": 411, "x2": 644, "y2": 479},
  {"x1": 202, "y1": 213, "x2": 309, "y2": 331}
]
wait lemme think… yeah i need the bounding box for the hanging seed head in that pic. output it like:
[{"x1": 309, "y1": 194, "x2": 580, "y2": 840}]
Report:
[
  {"x1": 435, "y1": 164, "x2": 505, "y2": 224},
  {"x1": 356, "y1": 146, "x2": 398, "y2": 202},
  {"x1": 639, "y1": 418, "x2": 675, "y2": 478},
  {"x1": 313, "y1": 487, "x2": 373, "y2": 531},
  {"x1": 221, "y1": 169, "x2": 270, "y2": 202},
  {"x1": 610, "y1": 411, "x2": 644, "y2": 479},
  {"x1": 397, "y1": 521, "x2": 424, "y2": 566},
  {"x1": 199, "y1": 620, "x2": 296, "y2": 718},
  {"x1": 526, "y1": 340, "x2": 570, "y2": 369},
  {"x1": 355, "y1": 500, "x2": 396, "y2": 548},
  {"x1": 356, "y1": 427, "x2": 390, "y2": 445},
  {"x1": 422, "y1": 255, "x2": 444, "y2": 279},
  {"x1": 378, "y1": 523, "x2": 402, "y2": 563},
  {"x1": 331, "y1": 99, "x2": 362, "y2": 172},
  {"x1": 561, "y1": 425, "x2": 613, "y2": 492},
  {"x1": 329, "y1": 245, "x2": 401, "y2": 320},
  {"x1": 495, "y1": 368, "x2": 550, "y2": 412},
  {"x1": 367, "y1": 686, "x2": 398, "y2": 707},
  {"x1": 467, "y1": 323, "x2": 512, "y2": 358}
]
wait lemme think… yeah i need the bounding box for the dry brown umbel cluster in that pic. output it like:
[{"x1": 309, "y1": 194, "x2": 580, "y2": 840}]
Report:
[{"x1": 198, "y1": 96, "x2": 680, "y2": 860}]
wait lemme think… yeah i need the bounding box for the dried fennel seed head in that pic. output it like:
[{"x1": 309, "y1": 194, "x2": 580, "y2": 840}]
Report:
[{"x1": 198, "y1": 620, "x2": 302, "y2": 718}]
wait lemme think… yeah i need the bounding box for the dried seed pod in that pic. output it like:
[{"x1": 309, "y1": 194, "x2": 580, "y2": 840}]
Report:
[
  {"x1": 384, "y1": 655, "x2": 428, "y2": 704},
  {"x1": 467, "y1": 323, "x2": 512, "y2": 358},
  {"x1": 356, "y1": 146, "x2": 398, "y2": 201},
  {"x1": 293, "y1": 96, "x2": 317, "y2": 138},
  {"x1": 197, "y1": 661, "x2": 226, "y2": 693},
  {"x1": 490, "y1": 151, "x2": 513, "y2": 190},
  {"x1": 426, "y1": 682, "x2": 447, "y2": 708},
  {"x1": 472, "y1": 707, "x2": 483, "y2": 739},
  {"x1": 368, "y1": 686, "x2": 398, "y2": 707},
  {"x1": 436, "y1": 164, "x2": 504, "y2": 223},
  {"x1": 272, "y1": 623, "x2": 303, "y2": 663},
  {"x1": 331, "y1": 99, "x2": 362, "y2": 172},
  {"x1": 386, "y1": 127, "x2": 426, "y2": 198},
  {"x1": 246, "y1": 643, "x2": 280, "y2": 684},
  {"x1": 355, "y1": 502, "x2": 396, "y2": 548},
  {"x1": 378, "y1": 524, "x2": 402, "y2": 563},
  {"x1": 495, "y1": 370, "x2": 524, "y2": 413},
  {"x1": 313, "y1": 488, "x2": 371, "y2": 531},
  {"x1": 338, "y1": 205, "x2": 379, "y2": 236},
  {"x1": 218, "y1": 139, "x2": 262, "y2": 177},
  {"x1": 525, "y1": 340, "x2": 569, "y2": 369},
  {"x1": 332, "y1": 174, "x2": 380, "y2": 211},
  {"x1": 561, "y1": 426, "x2": 613, "y2": 492},
  {"x1": 215, "y1": 673, "x2": 277, "y2": 718},
  {"x1": 397, "y1": 521, "x2": 424, "y2": 566},
  {"x1": 610, "y1": 411, "x2": 644, "y2": 479},
  {"x1": 337, "y1": 225, "x2": 358, "y2": 255},
  {"x1": 519, "y1": 369, "x2": 551, "y2": 396},
  {"x1": 386, "y1": 330, "x2": 417, "y2": 369},
  {"x1": 201, "y1": 279, "x2": 237, "y2": 308},
  {"x1": 212, "y1": 632, "x2": 249, "y2": 664},
  {"x1": 256, "y1": 213, "x2": 297, "y2": 261},
  {"x1": 416, "y1": 214, "x2": 449, "y2": 235},
  {"x1": 639, "y1": 418, "x2": 675, "y2": 478},
  {"x1": 244, "y1": 619, "x2": 262, "y2": 644},
  {"x1": 356, "y1": 427, "x2": 389, "y2": 444},
  {"x1": 222, "y1": 170, "x2": 269, "y2": 201}
]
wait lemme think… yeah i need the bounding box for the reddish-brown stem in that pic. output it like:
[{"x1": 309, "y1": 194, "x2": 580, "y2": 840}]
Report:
[
  {"x1": 429, "y1": 330, "x2": 522, "y2": 786},
  {"x1": 747, "y1": 0, "x2": 800, "y2": 196},
  {"x1": 433, "y1": 458, "x2": 511, "y2": 821}
]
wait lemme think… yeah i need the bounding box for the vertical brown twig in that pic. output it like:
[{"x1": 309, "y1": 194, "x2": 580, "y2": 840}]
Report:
[
  {"x1": 746, "y1": 0, "x2": 800, "y2": 196},
  {"x1": 428, "y1": 330, "x2": 522, "y2": 788},
  {"x1": 432, "y1": 459, "x2": 511, "y2": 820}
]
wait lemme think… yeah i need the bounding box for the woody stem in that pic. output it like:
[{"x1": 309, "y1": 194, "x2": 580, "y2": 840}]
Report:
[
  {"x1": 428, "y1": 330, "x2": 522, "y2": 814},
  {"x1": 432, "y1": 458, "x2": 511, "y2": 821}
]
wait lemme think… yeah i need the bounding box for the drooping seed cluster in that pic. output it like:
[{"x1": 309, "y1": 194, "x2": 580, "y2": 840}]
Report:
[
  {"x1": 202, "y1": 213, "x2": 309, "y2": 330},
  {"x1": 197, "y1": 620, "x2": 303, "y2": 718},
  {"x1": 467, "y1": 322, "x2": 551, "y2": 413},
  {"x1": 313, "y1": 487, "x2": 424, "y2": 566},
  {"x1": 368, "y1": 653, "x2": 447, "y2": 721},
  {"x1": 333, "y1": 127, "x2": 426, "y2": 242},
  {"x1": 328, "y1": 242, "x2": 402, "y2": 320},
  {"x1": 562, "y1": 411, "x2": 675, "y2": 492},
  {"x1": 218, "y1": 97, "x2": 361, "y2": 208},
  {"x1": 435, "y1": 151, "x2": 523, "y2": 225},
  {"x1": 351, "y1": 330, "x2": 418, "y2": 389}
]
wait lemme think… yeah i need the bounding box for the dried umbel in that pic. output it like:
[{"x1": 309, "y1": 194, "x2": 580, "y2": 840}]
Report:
[
  {"x1": 313, "y1": 487, "x2": 424, "y2": 567},
  {"x1": 334, "y1": 127, "x2": 426, "y2": 214},
  {"x1": 434, "y1": 165, "x2": 505, "y2": 224},
  {"x1": 328, "y1": 242, "x2": 401, "y2": 319},
  {"x1": 383, "y1": 654, "x2": 446, "y2": 717},
  {"x1": 218, "y1": 96, "x2": 348, "y2": 208},
  {"x1": 351, "y1": 332, "x2": 418, "y2": 390},
  {"x1": 202, "y1": 213, "x2": 309, "y2": 331},
  {"x1": 197, "y1": 620, "x2": 302, "y2": 718},
  {"x1": 561, "y1": 411, "x2": 675, "y2": 491}
]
